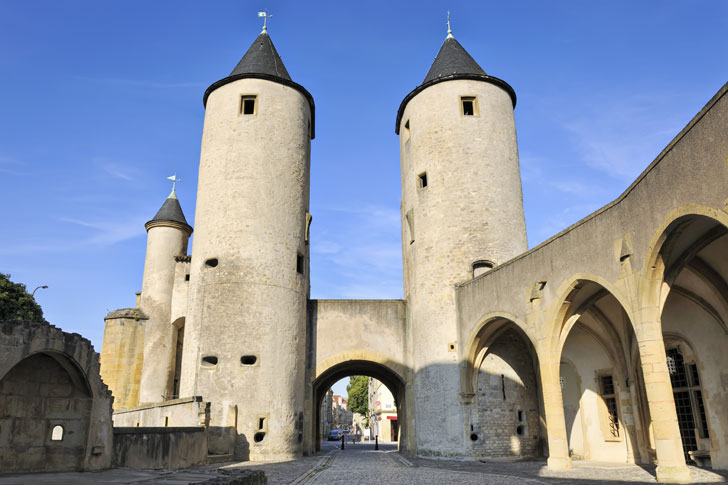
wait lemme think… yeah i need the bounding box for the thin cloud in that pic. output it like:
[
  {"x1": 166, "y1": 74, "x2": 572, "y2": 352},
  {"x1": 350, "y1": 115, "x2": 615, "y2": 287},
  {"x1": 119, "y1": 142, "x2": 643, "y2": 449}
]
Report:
[
  {"x1": 311, "y1": 203, "x2": 403, "y2": 299},
  {"x1": 564, "y1": 93, "x2": 682, "y2": 181},
  {"x1": 93, "y1": 158, "x2": 139, "y2": 182},
  {"x1": 75, "y1": 76, "x2": 205, "y2": 89},
  {"x1": 0, "y1": 216, "x2": 147, "y2": 255}
]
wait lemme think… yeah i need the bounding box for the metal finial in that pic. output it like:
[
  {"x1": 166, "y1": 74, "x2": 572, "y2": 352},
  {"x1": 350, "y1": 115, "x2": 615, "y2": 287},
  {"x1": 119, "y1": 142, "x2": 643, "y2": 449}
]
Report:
[
  {"x1": 258, "y1": 11, "x2": 273, "y2": 33},
  {"x1": 447, "y1": 11, "x2": 453, "y2": 38},
  {"x1": 167, "y1": 174, "x2": 181, "y2": 198}
]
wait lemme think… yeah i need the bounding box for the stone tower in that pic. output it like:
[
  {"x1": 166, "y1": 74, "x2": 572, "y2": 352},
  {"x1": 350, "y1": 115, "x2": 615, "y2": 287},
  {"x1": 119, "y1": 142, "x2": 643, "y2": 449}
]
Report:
[
  {"x1": 138, "y1": 189, "x2": 193, "y2": 404},
  {"x1": 396, "y1": 32, "x2": 527, "y2": 454},
  {"x1": 179, "y1": 28, "x2": 314, "y2": 460}
]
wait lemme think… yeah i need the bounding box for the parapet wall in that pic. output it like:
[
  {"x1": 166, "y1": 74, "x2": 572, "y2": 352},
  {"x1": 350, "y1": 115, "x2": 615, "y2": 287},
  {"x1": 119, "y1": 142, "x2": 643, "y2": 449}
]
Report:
[
  {"x1": 113, "y1": 395, "x2": 209, "y2": 428},
  {"x1": 112, "y1": 426, "x2": 207, "y2": 469}
]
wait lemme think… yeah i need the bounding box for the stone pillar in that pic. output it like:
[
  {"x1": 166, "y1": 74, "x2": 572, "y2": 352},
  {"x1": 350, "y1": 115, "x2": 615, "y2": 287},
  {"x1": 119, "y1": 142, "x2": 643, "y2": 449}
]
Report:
[
  {"x1": 539, "y1": 358, "x2": 572, "y2": 470},
  {"x1": 638, "y1": 327, "x2": 691, "y2": 483}
]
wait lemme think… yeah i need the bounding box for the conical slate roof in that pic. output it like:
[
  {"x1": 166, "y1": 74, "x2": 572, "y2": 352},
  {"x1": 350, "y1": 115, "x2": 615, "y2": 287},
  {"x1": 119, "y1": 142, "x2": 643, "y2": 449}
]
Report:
[
  {"x1": 202, "y1": 30, "x2": 316, "y2": 138},
  {"x1": 230, "y1": 31, "x2": 291, "y2": 81},
  {"x1": 423, "y1": 36, "x2": 487, "y2": 83},
  {"x1": 146, "y1": 190, "x2": 192, "y2": 232},
  {"x1": 395, "y1": 34, "x2": 516, "y2": 134}
]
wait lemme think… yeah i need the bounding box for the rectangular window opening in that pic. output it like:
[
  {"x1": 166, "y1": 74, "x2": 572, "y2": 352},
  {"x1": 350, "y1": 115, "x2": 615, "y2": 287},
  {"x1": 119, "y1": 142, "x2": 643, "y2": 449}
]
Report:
[
  {"x1": 418, "y1": 172, "x2": 428, "y2": 189},
  {"x1": 461, "y1": 96, "x2": 477, "y2": 116},
  {"x1": 296, "y1": 254, "x2": 304, "y2": 275},
  {"x1": 600, "y1": 375, "x2": 620, "y2": 438},
  {"x1": 240, "y1": 95, "x2": 257, "y2": 115},
  {"x1": 259, "y1": 417, "x2": 265, "y2": 430}
]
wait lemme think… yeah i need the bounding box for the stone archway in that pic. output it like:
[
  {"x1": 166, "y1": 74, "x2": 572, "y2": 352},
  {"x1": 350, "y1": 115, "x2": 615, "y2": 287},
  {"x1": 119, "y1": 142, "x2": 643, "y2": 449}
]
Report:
[
  {"x1": 644, "y1": 212, "x2": 728, "y2": 468},
  {"x1": 0, "y1": 351, "x2": 93, "y2": 473},
  {"x1": 462, "y1": 316, "x2": 544, "y2": 459},
  {"x1": 551, "y1": 279, "x2": 644, "y2": 465},
  {"x1": 310, "y1": 359, "x2": 410, "y2": 454}
]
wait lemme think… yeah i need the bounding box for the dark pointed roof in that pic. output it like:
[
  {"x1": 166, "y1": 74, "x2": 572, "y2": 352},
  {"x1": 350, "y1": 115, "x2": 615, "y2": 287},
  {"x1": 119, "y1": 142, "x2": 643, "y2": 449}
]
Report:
[
  {"x1": 423, "y1": 36, "x2": 487, "y2": 83},
  {"x1": 145, "y1": 191, "x2": 193, "y2": 234},
  {"x1": 395, "y1": 35, "x2": 516, "y2": 134},
  {"x1": 203, "y1": 30, "x2": 316, "y2": 138},
  {"x1": 230, "y1": 31, "x2": 291, "y2": 81}
]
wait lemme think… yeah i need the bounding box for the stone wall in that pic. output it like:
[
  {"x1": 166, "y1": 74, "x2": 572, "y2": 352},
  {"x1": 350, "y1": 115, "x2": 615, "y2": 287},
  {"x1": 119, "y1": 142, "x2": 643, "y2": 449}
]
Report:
[
  {"x1": 470, "y1": 329, "x2": 541, "y2": 458},
  {"x1": 100, "y1": 308, "x2": 147, "y2": 410},
  {"x1": 0, "y1": 320, "x2": 113, "y2": 473},
  {"x1": 112, "y1": 426, "x2": 207, "y2": 469},
  {"x1": 112, "y1": 396, "x2": 209, "y2": 428}
]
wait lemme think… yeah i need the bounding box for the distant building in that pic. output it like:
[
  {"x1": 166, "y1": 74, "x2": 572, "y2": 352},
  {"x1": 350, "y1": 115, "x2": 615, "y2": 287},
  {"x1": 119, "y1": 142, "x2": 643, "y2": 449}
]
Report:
[
  {"x1": 369, "y1": 378, "x2": 398, "y2": 442},
  {"x1": 320, "y1": 389, "x2": 333, "y2": 438},
  {"x1": 332, "y1": 395, "x2": 352, "y2": 430}
]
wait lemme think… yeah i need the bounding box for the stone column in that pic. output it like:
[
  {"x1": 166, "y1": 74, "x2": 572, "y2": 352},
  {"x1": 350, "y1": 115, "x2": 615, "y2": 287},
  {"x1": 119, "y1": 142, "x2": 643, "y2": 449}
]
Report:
[
  {"x1": 539, "y1": 357, "x2": 572, "y2": 470},
  {"x1": 638, "y1": 326, "x2": 691, "y2": 483}
]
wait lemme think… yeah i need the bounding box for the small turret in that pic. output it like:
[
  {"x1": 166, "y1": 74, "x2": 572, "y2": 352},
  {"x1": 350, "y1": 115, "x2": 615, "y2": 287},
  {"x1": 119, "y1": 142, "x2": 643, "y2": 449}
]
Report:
[{"x1": 137, "y1": 187, "x2": 192, "y2": 404}]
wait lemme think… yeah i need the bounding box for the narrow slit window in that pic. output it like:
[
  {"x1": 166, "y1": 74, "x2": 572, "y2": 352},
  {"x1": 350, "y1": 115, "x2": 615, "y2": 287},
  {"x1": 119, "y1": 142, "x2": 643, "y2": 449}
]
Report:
[
  {"x1": 461, "y1": 96, "x2": 477, "y2": 116},
  {"x1": 418, "y1": 172, "x2": 428, "y2": 189},
  {"x1": 404, "y1": 120, "x2": 411, "y2": 142},
  {"x1": 296, "y1": 254, "x2": 304, "y2": 274},
  {"x1": 240, "y1": 95, "x2": 257, "y2": 115}
]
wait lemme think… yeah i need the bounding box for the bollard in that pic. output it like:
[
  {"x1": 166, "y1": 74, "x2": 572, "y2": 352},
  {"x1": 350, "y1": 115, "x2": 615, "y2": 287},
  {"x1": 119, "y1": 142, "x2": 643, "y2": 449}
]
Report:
[
  {"x1": 375, "y1": 435, "x2": 379, "y2": 450},
  {"x1": 341, "y1": 434, "x2": 345, "y2": 450}
]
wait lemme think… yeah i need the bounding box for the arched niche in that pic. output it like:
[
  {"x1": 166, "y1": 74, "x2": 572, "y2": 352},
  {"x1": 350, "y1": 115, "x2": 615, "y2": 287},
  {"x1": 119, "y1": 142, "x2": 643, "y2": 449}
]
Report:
[{"x1": 0, "y1": 351, "x2": 93, "y2": 473}]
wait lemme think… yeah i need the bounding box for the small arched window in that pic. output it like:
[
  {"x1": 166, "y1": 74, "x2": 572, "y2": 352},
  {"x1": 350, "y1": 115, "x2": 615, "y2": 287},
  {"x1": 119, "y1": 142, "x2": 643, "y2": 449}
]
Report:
[
  {"x1": 51, "y1": 425, "x2": 64, "y2": 441},
  {"x1": 472, "y1": 260, "x2": 495, "y2": 278}
]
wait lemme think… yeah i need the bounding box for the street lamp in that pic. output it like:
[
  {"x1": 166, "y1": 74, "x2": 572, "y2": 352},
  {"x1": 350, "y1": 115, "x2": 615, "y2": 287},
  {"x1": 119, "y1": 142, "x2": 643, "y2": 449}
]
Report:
[{"x1": 31, "y1": 285, "x2": 48, "y2": 297}]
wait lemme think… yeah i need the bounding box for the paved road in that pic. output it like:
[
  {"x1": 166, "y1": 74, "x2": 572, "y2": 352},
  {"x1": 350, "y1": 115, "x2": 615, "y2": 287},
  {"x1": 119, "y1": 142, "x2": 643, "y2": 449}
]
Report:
[{"x1": 1, "y1": 442, "x2": 726, "y2": 484}]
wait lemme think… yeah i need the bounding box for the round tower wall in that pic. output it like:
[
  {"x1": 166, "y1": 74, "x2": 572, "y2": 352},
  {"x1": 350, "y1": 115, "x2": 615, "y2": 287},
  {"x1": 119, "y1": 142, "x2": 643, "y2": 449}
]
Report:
[
  {"x1": 181, "y1": 78, "x2": 311, "y2": 461},
  {"x1": 398, "y1": 79, "x2": 527, "y2": 454},
  {"x1": 138, "y1": 223, "x2": 190, "y2": 404}
]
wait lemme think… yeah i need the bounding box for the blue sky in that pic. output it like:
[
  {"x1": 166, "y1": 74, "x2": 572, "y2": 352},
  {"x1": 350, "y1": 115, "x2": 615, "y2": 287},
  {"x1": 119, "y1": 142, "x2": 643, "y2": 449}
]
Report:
[{"x1": 1, "y1": 1, "x2": 726, "y2": 398}]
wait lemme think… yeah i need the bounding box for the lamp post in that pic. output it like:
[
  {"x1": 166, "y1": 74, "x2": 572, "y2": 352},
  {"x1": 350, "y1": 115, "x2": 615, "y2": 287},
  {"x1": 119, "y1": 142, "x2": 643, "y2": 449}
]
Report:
[{"x1": 31, "y1": 285, "x2": 48, "y2": 297}]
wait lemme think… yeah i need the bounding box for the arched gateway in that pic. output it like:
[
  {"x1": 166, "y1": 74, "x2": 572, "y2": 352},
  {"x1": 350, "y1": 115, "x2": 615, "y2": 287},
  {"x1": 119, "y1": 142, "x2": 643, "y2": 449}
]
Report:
[{"x1": 309, "y1": 359, "x2": 410, "y2": 453}]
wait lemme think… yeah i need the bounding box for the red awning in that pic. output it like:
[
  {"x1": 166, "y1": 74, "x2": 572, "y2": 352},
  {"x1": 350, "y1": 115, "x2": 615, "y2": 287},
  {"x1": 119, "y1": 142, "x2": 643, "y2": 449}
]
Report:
[{"x1": 386, "y1": 416, "x2": 397, "y2": 420}]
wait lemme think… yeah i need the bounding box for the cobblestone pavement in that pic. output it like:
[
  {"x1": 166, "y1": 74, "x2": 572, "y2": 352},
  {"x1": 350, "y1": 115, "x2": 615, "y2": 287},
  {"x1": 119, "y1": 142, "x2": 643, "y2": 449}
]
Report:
[
  {"x1": 0, "y1": 442, "x2": 726, "y2": 484},
  {"x1": 292, "y1": 442, "x2": 727, "y2": 485}
]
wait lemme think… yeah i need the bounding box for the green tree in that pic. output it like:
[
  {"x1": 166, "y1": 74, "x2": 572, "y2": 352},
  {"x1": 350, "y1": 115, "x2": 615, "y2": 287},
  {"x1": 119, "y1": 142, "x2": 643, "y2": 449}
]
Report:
[
  {"x1": 0, "y1": 273, "x2": 46, "y2": 322},
  {"x1": 346, "y1": 375, "x2": 369, "y2": 417}
]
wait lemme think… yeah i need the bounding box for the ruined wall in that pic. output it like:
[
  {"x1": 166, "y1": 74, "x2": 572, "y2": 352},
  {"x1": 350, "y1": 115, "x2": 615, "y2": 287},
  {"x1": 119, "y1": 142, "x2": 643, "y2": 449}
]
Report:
[
  {"x1": 0, "y1": 320, "x2": 113, "y2": 473},
  {"x1": 112, "y1": 427, "x2": 207, "y2": 469},
  {"x1": 100, "y1": 309, "x2": 147, "y2": 410}
]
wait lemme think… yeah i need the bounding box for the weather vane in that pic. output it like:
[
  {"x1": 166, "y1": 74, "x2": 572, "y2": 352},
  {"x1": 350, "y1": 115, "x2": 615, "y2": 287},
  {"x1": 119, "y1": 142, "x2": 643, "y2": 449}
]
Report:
[
  {"x1": 167, "y1": 174, "x2": 181, "y2": 195},
  {"x1": 447, "y1": 11, "x2": 453, "y2": 38},
  {"x1": 258, "y1": 11, "x2": 273, "y2": 33}
]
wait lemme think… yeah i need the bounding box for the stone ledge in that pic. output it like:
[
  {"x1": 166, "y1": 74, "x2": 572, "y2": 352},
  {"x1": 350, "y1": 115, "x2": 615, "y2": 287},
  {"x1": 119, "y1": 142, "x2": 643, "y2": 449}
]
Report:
[
  {"x1": 113, "y1": 426, "x2": 205, "y2": 434},
  {"x1": 104, "y1": 308, "x2": 149, "y2": 320},
  {"x1": 113, "y1": 396, "x2": 203, "y2": 414}
]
